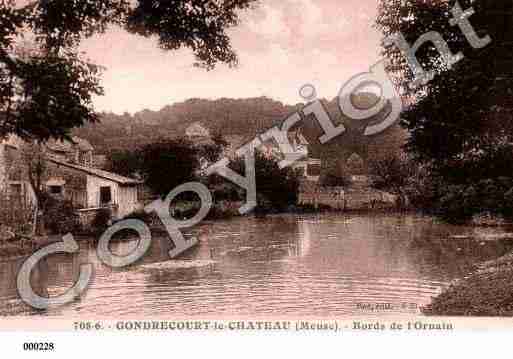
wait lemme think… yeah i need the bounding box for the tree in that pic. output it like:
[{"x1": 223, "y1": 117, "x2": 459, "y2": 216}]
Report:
[
  {"x1": 1, "y1": 0, "x2": 257, "y2": 141},
  {"x1": 140, "y1": 138, "x2": 199, "y2": 197},
  {"x1": 369, "y1": 154, "x2": 417, "y2": 209},
  {"x1": 196, "y1": 132, "x2": 229, "y2": 164},
  {"x1": 125, "y1": 0, "x2": 256, "y2": 69},
  {"x1": 20, "y1": 141, "x2": 48, "y2": 235},
  {"x1": 106, "y1": 149, "x2": 144, "y2": 178},
  {"x1": 321, "y1": 172, "x2": 352, "y2": 188},
  {"x1": 228, "y1": 151, "x2": 301, "y2": 212},
  {"x1": 1, "y1": 45, "x2": 104, "y2": 141},
  {"x1": 0, "y1": 142, "x2": 34, "y2": 237},
  {"x1": 376, "y1": 0, "x2": 513, "y2": 172},
  {"x1": 1, "y1": 6, "x2": 104, "y2": 141}
]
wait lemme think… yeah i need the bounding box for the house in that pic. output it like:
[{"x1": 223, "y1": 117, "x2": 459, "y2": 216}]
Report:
[
  {"x1": 185, "y1": 122, "x2": 217, "y2": 175},
  {"x1": 1, "y1": 135, "x2": 143, "y2": 227},
  {"x1": 186, "y1": 122, "x2": 211, "y2": 143},
  {"x1": 0, "y1": 136, "x2": 36, "y2": 206},
  {"x1": 260, "y1": 129, "x2": 321, "y2": 183},
  {"x1": 45, "y1": 136, "x2": 95, "y2": 167},
  {"x1": 45, "y1": 157, "x2": 143, "y2": 224}
]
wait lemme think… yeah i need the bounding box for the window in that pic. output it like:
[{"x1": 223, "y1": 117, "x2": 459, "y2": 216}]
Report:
[
  {"x1": 49, "y1": 186, "x2": 63, "y2": 195},
  {"x1": 100, "y1": 186, "x2": 112, "y2": 205}
]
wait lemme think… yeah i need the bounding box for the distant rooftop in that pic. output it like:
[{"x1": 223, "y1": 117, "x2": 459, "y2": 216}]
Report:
[
  {"x1": 186, "y1": 122, "x2": 211, "y2": 138},
  {"x1": 46, "y1": 136, "x2": 94, "y2": 153}
]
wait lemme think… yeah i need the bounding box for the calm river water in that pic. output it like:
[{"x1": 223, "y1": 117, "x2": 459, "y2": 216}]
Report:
[{"x1": 2, "y1": 213, "x2": 513, "y2": 318}]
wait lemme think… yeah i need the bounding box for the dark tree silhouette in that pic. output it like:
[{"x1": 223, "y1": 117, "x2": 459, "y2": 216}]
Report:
[
  {"x1": 106, "y1": 149, "x2": 145, "y2": 178},
  {"x1": 369, "y1": 154, "x2": 416, "y2": 208},
  {"x1": 140, "y1": 138, "x2": 199, "y2": 197},
  {"x1": 375, "y1": 0, "x2": 513, "y2": 220},
  {"x1": 376, "y1": 0, "x2": 513, "y2": 171},
  {"x1": 229, "y1": 151, "x2": 301, "y2": 212}
]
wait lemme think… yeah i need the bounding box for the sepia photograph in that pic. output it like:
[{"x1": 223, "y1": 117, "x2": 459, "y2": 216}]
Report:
[{"x1": 1, "y1": 0, "x2": 513, "y2": 356}]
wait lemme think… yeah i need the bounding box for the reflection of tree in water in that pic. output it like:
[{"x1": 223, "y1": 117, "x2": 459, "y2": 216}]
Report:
[
  {"x1": 0, "y1": 257, "x2": 50, "y2": 316},
  {"x1": 0, "y1": 260, "x2": 21, "y2": 299},
  {"x1": 407, "y1": 225, "x2": 513, "y2": 280},
  {"x1": 7, "y1": 214, "x2": 507, "y2": 316}
]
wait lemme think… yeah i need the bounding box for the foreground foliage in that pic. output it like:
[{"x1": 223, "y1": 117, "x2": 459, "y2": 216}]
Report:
[
  {"x1": 1, "y1": 0, "x2": 257, "y2": 141},
  {"x1": 376, "y1": 0, "x2": 513, "y2": 222},
  {"x1": 424, "y1": 257, "x2": 513, "y2": 316}
]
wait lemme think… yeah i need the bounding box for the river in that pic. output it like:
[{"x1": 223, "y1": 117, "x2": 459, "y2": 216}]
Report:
[{"x1": 1, "y1": 213, "x2": 513, "y2": 318}]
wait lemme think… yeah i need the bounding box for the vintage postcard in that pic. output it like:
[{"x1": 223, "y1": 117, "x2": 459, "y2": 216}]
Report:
[{"x1": 1, "y1": 0, "x2": 512, "y2": 356}]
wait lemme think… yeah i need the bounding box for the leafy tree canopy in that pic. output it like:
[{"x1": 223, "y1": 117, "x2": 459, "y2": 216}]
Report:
[
  {"x1": 376, "y1": 0, "x2": 513, "y2": 171},
  {"x1": 0, "y1": 0, "x2": 257, "y2": 141},
  {"x1": 139, "y1": 138, "x2": 199, "y2": 197},
  {"x1": 230, "y1": 151, "x2": 300, "y2": 211}
]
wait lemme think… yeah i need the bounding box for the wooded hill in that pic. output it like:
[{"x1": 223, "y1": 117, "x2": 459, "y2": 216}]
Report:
[{"x1": 73, "y1": 95, "x2": 407, "y2": 169}]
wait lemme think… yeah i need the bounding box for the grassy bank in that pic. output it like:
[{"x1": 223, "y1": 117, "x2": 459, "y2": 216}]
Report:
[{"x1": 423, "y1": 252, "x2": 513, "y2": 316}]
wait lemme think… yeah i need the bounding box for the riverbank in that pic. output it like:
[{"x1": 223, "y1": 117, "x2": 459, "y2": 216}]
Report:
[
  {"x1": 423, "y1": 251, "x2": 513, "y2": 316},
  {"x1": 0, "y1": 235, "x2": 68, "y2": 262},
  {"x1": 3, "y1": 204, "x2": 506, "y2": 262},
  {"x1": 2, "y1": 213, "x2": 484, "y2": 317}
]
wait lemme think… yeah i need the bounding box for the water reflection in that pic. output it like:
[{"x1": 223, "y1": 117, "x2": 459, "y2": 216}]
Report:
[{"x1": 1, "y1": 214, "x2": 513, "y2": 318}]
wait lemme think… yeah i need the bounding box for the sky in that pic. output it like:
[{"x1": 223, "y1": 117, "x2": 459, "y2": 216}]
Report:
[{"x1": 79, "y1": 0, "x2": 382, "y2": 114}]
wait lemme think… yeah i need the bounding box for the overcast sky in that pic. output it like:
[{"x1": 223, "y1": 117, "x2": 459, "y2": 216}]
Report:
[{"x1": 80, "y1": 0, "x2": 382, "y2": 114}]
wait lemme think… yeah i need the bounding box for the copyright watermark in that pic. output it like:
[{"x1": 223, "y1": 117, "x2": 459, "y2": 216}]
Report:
[{"x1": 17, "y1": 0, "x2": 490, "y2": 310}]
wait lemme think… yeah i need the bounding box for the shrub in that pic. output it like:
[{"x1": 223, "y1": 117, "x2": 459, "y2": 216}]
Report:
[
  {"x1": 436, "y1": 177, "x2": 513, "y2": 223},
  {"x1": 44, "y1": 198, "x2": 80, "y2": 235},
  {"x1": 321, "y1": 172, "x2": 352, "y2": 188},
  {"x1": 90, "y1": 208, "x2": 112, "y2": 234},
  {"x1": 211, "y1": 184, "x2": 241, "y2": 202},
  {"x1": 124, "y1": 209, "x2": 157, "y2": 224},
  {"x1": 437, "y1": 185, "x2": 472, "y2": 222},
  {"x1": 0, "y1": 192, "x2": 35, "y2": 236},
  {"x1": 229, "y1": 151, "x2": 301, "y2": 212}
]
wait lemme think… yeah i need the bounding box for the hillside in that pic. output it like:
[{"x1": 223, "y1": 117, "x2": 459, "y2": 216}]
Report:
[
  {"x1": 73, "y1": 95, "x2": 408, "y2": 173},
  {"x1": 73, "y1": 97, "x2": 301, "y2": 154}
]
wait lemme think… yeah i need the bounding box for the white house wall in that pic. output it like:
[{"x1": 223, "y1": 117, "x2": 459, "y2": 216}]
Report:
[
  {"x1": 117, "y1": 185, "x2": 140, "y2": 218},
  {"x1": 86, "y1": 175, "x2": 140, "y2": 219},
  {"x1": 86, "y1": 175, "x2": 119, "y2": 209}
]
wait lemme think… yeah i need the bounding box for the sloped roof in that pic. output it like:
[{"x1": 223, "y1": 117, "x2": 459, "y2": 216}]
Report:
[
  {"x1": 47, "y1": 157, "x2": 142, "y2": 185},
  {"x1": 46, "y1": 136, "x2": 94, "y2": 153}
]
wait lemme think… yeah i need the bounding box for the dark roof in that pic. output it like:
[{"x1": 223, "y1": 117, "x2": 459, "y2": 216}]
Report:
[{"x1": 47, "y1": 157, "x2": 143, "y2": 185}]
